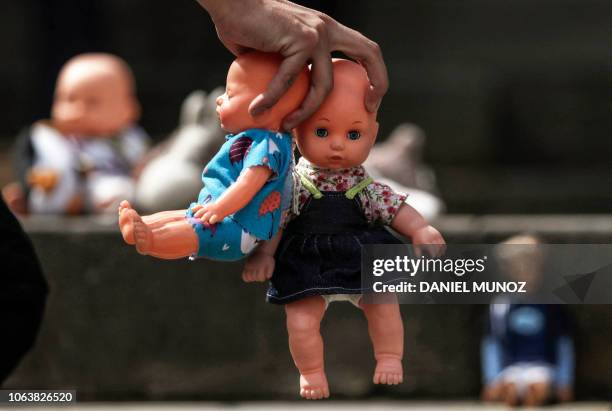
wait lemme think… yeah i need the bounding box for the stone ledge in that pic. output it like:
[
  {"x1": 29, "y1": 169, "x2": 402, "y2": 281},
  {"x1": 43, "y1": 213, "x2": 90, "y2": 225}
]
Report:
[
  {"x1": 4, "y1": 215, "x2": 612, "y2": 400},
  {"x1": 20, "y1": 214, "x2": 612, "y2": 239}
]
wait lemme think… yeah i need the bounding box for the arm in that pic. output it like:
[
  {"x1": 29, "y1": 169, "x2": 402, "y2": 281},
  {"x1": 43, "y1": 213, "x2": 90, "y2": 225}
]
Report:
[
  {"x1": 555, "y1": 335, "x2": 575, "y2": 402},
  {"x1": 480, "y1": 335, "x2": 506, "y2": 401},
  {"x1": 242, "y1": 228, "x2": 283, "y2": 282},
  {"x1": 481, "y1": 305, "x2": 507, "y2": 401},
  {"x1": 481, "y1": 335, "x2": 504, "y2": 386},
  {"x1": 196, "y1": 0, "x2": 388, "y2": 129},
  {"x1": 390, "y1": 203, "x2": 445, "y2": 256},
  {"x1": 194, "y1": 165, "x2": 272, "y2": 223}
]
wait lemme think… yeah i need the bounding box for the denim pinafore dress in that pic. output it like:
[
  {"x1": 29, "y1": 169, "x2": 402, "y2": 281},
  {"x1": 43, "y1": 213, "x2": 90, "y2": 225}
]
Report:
[{"x1": 266, "y1": 173, "x2": 403, "y2": 304}]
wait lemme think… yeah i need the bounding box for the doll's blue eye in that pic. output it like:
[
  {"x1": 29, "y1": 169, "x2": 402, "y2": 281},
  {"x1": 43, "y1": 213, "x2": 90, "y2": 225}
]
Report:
[
  {"x1": 347, "y1": 130, "x2": 361, "y2": 140},
  {"x1": 315, "y1": 128, "x2": 329, "y2": 138}
]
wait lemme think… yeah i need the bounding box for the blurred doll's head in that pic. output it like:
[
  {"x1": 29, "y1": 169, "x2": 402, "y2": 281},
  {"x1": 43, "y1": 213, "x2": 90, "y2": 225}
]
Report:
[
  {"x1": 52, "y1": 53, "x2": 141, "y2": 137},
  {"x1": 215, "y1": 52, "x2": 309, "y2": 133},
  {"x1": 294, "y1": 59, "x2": 379, "y2": 169},
  {"x1": 495, "y1": 233, "x2": 545, "y2": 292}
]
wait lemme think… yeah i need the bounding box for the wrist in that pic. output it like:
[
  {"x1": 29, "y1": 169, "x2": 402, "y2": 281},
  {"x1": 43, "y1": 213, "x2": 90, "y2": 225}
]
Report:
[
  {"x1": 197, "y1": 0, "x2": 254, "y2": 23},
  {"x1": 255, "y1": 248, "x2": 275, "y2": 257}
]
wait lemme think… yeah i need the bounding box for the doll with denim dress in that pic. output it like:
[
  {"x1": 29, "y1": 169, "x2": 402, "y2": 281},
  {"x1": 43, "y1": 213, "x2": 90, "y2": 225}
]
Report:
[
  {"x1": 242, "y1": 59, "x2": 446, "y2": 399},
  {"x1": 119, "y1": 52, "x2": 309, "y2": 261}
]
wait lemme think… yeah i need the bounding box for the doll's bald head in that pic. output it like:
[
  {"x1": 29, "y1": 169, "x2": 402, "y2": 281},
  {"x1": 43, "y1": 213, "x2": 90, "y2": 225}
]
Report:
[
  {"x1": 294, "y1": 59, "x2": 379, "y2": 169},
  {"x1": 52, "y1": 53, "x2": 140, "y2": 136},
  {"x1": 216, "y1": 52, "x2": 309, "y2": 133}
]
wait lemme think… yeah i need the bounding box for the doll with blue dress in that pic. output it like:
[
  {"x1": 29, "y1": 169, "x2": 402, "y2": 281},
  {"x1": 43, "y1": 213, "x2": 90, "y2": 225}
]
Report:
[
  {"x1": 119, "y1": 52, "x2": 309, "y2": 261},
  {"x1": 242, "y1": 59, "x2": 446, "y2": 399}
]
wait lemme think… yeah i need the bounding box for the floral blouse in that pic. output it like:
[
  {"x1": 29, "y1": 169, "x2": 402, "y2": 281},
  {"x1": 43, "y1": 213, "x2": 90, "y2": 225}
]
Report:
[{"x1": 284, "y1": 157, "x2": 407, "y2": 226}]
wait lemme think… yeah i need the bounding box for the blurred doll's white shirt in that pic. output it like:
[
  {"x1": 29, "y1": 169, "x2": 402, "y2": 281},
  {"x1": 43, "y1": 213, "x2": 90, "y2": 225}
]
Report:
[{"x1": 28, "y1": 122, "x2": 148, "y2": 214}]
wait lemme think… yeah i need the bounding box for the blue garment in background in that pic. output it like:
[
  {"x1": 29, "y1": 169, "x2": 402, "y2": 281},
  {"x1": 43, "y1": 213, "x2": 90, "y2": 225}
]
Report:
[{"x1": 481, "y1": 303, "x2": 574, "y2": 387}]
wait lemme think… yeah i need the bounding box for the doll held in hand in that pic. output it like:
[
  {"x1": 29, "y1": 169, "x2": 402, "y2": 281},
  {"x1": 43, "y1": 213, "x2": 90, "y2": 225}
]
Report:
[
  {"x1": 119, "y1": 52, "x2": 309, "y2": 261},
  {"x1": 243, "y1": 59, "x2": 445, "y2": 399}
]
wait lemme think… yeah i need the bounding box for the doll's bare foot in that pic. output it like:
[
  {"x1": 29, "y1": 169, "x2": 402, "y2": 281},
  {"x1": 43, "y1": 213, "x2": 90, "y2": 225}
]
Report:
[
  {"x1": 118, "y1": 201, "x2": 137, "y2": 244},
  {"x1": 133, "y1": 216, "x2": 153, "y2": 255},
  {"x1": 373, "y1": 356, "x2": 403, "y2": 385},
  {"x1": 501, "y1": 382, "x2": 519, "y2": 407},
  {"x1": 299, "y1": 370, "x2": 330, "y2": 400}
]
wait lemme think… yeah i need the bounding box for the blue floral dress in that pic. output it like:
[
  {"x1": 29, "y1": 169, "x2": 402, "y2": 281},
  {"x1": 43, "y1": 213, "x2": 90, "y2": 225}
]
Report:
[{"x1": 186, "y1": 128, "x2": 293, "y2": 261}]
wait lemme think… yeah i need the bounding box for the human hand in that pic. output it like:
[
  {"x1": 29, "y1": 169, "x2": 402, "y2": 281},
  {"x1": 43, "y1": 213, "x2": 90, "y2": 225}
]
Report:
[
  {"x1": 192, "y1": 202, "x2": 228, "y2": 224},
  {"x1": 199, "y1": 0, "x2": 388, "y2": 129},
  {"x1": 27, "y1": 168, "x2": 60, "y2": 193},
  {"x1": 412, "y1": 225, "x2": 446, "y2": 257},
  {"x1": 242, "y1": 251, "x2": 275, "y2": 282}
]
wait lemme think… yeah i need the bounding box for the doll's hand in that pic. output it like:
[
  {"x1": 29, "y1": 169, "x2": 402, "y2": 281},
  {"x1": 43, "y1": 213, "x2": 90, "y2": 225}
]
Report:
[
  {"x1": 412, "y1": 225, "x2": 446, "y2": 258},
  {"x1": 192, "y1": 202, "x2": 229, "y2": 224},
  {"x1": 199, "y1": 0, "x2": 388, "y2": 129},
  {"x1": 27, "y1": 168, "x2": 60, "y2": 193},
  {"x1": 242, "y1": 251, "x2": 275, "y2": 282}
]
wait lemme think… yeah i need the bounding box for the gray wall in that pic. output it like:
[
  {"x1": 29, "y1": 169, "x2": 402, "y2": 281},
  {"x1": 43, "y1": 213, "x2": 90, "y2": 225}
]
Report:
[{"x1": 3, "y1": 0, "x2": 612, "y2": 211}]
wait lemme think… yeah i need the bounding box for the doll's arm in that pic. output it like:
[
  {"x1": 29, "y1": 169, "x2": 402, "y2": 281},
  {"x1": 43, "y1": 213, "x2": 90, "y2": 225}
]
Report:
[
  {"x1": 554, "y1": 335, "x2": 575, "y2": 401},
  {"x1": 242, "y1": 228, "x2": 283, "y2": 282},
  {"x1": 390, "y1": 203, "x2": 445, "y2": 256},
  {"x1": 193, "y1": 165, "x2": 273, "y2": 223},
  {"x1": 480, "y1": 335, "x2": 505, "y2": 401}
]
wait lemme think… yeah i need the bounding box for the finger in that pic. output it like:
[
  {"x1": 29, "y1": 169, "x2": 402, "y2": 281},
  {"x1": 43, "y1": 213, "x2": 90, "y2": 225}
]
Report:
[
  {"x1": 283, "y1": 47, "x2": 333, "y2": 130},
  {"x1": 254, "y1": 271, "x2": 265, "y2": 282},
  {"x1": 250, "y1": 267, "x2": 260, "y2": 281},
  {"x1": 244, "y1": 268, "x2": 255, "y2": 282},
  {"x1": 194, "y1": 209, "x2": 205, "y2": 219},
  {"x1": 249, "y1": 48, "x2": 312, "y2": 117},
  {"x1": 413, "y1": 244, "x2": 422, "y2": 258},
  {"x1": 330, "y1": 25, "x2": 388, "y2": 112},
  {"x1": 437, "y1": 243, "x2": 447, "y2": 257},
  {"x1": 202, "y1": 211, "x2": 213, "y2": 222},
  {"x1": 209, "y1": 214, "x2": 219, "y2": 224}
]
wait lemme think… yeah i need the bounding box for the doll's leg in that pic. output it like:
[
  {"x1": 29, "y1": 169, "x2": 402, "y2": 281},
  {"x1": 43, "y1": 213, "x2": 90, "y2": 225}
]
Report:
[
  {"x1": 500, "y1": 382, "x2": 519, "y2": 406},
  {"x1": 119, "y1": 200, "x2": 188, "y2": 244},
  {"x1": 524, "y1": 381, "x2": 551, "y2": 406},
  {"x1": 119, "y1": 206, "x2": 197, "y2": 258},
  {"x1": 360, "y1": 298, "x2": 404, "y2": 385},
  {"x1": 285, "y1": 296, "x2": 329, "y2": 400}
]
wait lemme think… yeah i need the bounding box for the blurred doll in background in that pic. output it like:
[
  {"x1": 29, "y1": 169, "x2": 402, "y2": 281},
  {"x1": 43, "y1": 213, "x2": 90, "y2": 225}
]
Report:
[
  {"x1": 481, "y1": 234, "x2": 575, "y2": 406},
  {"x1": 2, "y1": 53, "x2": 149, "y2": 215},
  {"x1": 244, "y1": 59, "x2": 445, "y2": 399},
  {"x1": 364, "y1": 123, "x2": 445, "y2": 220},
  {"x1": 119, "y1": 52, "x2": 308, "y2": 262}
]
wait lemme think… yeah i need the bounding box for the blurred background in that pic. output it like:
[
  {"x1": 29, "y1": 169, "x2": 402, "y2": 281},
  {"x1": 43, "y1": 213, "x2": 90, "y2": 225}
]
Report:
[
  {"x1": 3, "y1": 0, "x2": 612, "y2": 212},
  {"x1": 2, "y1": 0, "x2": 612, "y2": 407}
]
